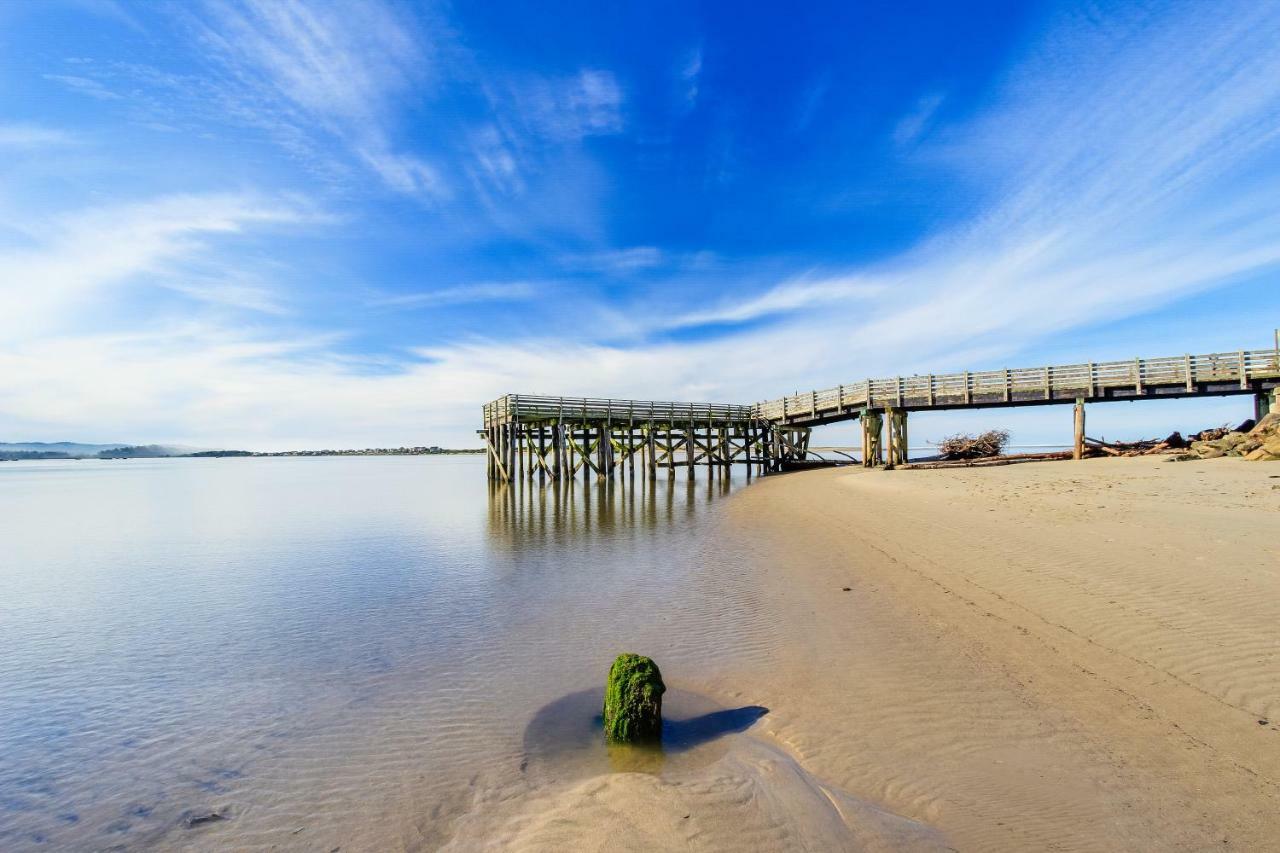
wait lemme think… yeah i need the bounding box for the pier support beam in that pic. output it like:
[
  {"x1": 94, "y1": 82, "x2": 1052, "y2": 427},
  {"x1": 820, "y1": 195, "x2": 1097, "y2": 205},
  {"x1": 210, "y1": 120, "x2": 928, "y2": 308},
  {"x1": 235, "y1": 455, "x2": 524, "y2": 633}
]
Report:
[
  {"x1": 1257, "y1": 389, "x2": 1278, "y2": 421},
  {"x1": 686, "y1": 422, "x2": 695, "y2": 478},
  {"x1": 861, "y1": 410, "x2": 884, "y2": 467},
  {"x1": 1073, "y1": 399, "x2": 1086, "y2": 461},
  {"x1": 886, "y1": 408, "x2": 909, "y2": 467}
]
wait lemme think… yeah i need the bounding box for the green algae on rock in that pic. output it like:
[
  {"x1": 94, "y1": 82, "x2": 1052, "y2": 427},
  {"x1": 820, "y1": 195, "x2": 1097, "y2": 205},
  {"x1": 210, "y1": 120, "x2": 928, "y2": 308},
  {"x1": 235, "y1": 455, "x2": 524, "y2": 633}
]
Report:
[{"x1": 603, "y1": 654, "x2": 665, "y2": 742}]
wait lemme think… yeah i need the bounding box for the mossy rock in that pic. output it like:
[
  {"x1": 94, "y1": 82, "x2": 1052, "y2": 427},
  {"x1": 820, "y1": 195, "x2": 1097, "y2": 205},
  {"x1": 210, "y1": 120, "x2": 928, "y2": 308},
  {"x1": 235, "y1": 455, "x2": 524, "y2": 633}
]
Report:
[{"x1": 603, "y1": 653, "x2": 665, "y2": 742}]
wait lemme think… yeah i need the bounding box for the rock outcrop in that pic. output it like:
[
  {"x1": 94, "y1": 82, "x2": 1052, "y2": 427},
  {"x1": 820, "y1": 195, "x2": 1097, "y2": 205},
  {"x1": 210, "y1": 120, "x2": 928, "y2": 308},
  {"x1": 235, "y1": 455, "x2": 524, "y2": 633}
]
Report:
[{"x1": 1177, "y1": 413, "x2": 1280, "y2": 462}]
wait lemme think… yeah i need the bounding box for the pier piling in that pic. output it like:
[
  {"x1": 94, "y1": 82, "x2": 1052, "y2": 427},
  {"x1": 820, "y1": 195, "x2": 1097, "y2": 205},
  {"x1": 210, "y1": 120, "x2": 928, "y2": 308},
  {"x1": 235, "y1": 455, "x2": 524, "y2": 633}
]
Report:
[{"x1": 1074, "y1": 400, "x2": 1086, "y2": 461}]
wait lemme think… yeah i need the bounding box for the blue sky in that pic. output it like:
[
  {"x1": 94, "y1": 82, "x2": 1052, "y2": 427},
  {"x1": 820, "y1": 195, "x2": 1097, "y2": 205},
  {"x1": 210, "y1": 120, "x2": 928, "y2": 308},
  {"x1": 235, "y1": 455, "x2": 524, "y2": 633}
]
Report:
[{"x1": 1, "y1": 0, "x2": 1278, "y2": 449}]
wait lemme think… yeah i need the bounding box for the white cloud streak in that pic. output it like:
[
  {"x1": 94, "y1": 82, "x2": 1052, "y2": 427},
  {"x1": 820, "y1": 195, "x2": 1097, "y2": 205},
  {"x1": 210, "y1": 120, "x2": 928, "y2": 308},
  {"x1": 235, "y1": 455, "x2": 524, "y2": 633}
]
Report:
[
  {"x1": 558, "y1": 246, "x2": 663, "y2": 273},
  {"x1": 519, "y1": 69, "x2": 624, "y2": 141},
  {"x1": 893, "y1": 92, "x2": 944, "y2": 146},
  {"x1": 0, "y1": 124, "x2": 76, "y2": 147},
  {"x1": 680, "y1": 48, "x2": 702, "y2": 109},
  {"x1": 193, "y1": 0, "x2": 446, "y2": 199},
  {"x1": 663, "y1": 274, "x2": 885, "y2": 330},
  {"x1": 0, "y1": 194, "x2": 306, "y2": 339},
  {"x1": 368, "y1": 282, "x2": 538, "y2": 309},
  {"x1": 42, "y1": 73, "x2": 123, "y2": 100}
]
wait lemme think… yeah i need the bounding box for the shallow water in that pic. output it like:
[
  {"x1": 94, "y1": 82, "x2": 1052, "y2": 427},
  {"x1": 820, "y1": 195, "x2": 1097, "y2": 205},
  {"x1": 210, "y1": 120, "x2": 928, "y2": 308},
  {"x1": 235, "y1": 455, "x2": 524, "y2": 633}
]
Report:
[{"x1": 0, "y1": 456, "x2": 770, "y2": 850}]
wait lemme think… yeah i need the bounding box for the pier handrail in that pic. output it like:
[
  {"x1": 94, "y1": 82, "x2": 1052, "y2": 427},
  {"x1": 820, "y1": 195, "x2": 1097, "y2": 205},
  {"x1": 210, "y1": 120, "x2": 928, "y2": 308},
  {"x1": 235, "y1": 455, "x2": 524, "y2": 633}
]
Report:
[
  {"x1": 483, "y1": 393, "x2": 756, "y2": 428},
  {"x1": 754, "y1": 348, "x2": 1280, "y2": 422}
]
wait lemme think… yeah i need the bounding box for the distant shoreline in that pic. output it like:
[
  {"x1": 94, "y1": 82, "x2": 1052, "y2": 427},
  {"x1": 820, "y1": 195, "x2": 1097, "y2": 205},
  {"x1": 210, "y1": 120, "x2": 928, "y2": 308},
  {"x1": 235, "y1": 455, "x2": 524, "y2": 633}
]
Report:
[{"x1": 0, "y1": 447, "x2": 484, "y2": 461}]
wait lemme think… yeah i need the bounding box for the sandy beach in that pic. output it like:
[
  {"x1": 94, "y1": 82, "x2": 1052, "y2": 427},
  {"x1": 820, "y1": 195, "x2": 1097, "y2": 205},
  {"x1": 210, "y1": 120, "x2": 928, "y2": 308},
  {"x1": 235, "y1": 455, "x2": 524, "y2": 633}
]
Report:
[{"x1": 456, "y1": 457, "x2": 1280, "y2": 851}]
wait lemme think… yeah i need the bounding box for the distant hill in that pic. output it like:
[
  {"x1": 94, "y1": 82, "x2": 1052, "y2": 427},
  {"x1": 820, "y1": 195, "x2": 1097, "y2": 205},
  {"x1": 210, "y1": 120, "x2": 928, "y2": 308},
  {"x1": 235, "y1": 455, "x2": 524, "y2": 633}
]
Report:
[
  {"x1": 0, "y1": 442, "x2": 206, "y2": 461},
  {"x1": 1, "y1": 442, "x2": 483, "y2": 461},
  {"x1": 0, "y1": 441, "x2": 130, "y2": 455}
]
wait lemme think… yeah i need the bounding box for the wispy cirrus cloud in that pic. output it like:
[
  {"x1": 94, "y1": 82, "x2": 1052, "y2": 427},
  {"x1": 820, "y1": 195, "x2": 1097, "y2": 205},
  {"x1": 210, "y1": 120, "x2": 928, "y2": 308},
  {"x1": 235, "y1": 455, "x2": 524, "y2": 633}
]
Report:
[
  {"x1": 893, "y1": 92, "x2": 945, "y2": 147},
  {"x1": 367, "y1": 281, "x2": 538, "y2": 310},
  {"x1": 0, "y1": 124, "x2": 77, "y2": 147},
  {"x1": 679, "y1": 47, "x2": 702, "y2": 110},
  {"x1": 849, "y1": 2, "x2": 1280, "y2": 356},
  {"x1": 0, "y1": 193, "x2": 308, "y2": 338},
  {"x1": 664, "y1": 274, "x2": 885, "y2": 330},
  {"x1": 189, "y1": 0, "x2": 446, "y2": 200},
  {"x1": 42, "y1": 73, "x2": 123, "y2": 101},
  {"x1": 558, "y1": 246, "x2": 663, "y2": 273},
  {"x1": 520, "y1": 69, "x2": 624, "y2": 140},
  {"x1": 464, "y1": 68, "x2": 625, "y2": 202}
]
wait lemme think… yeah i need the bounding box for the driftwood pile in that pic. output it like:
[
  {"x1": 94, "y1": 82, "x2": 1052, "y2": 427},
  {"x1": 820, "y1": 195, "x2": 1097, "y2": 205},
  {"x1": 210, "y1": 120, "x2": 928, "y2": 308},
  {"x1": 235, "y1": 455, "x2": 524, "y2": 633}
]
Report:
[
  {"x1": 938, "y1": 430, "x2": 1010, "y2": 460},
  {"x1": 1172, "y1": 414, "x2": 1280, "y2": 462},
  {"x1": 907, "y1": 450, "x2": 1073, "y2": 469},
  {"x1": 906, "y1": 414, "x2": 1280, "y2": 469},
  {"x1": 910, "y1": 430, "x2": 1062, "y2": 469},
  {"x1": 1084, "y1": 431, "x2": 1188, "y2": 457}
]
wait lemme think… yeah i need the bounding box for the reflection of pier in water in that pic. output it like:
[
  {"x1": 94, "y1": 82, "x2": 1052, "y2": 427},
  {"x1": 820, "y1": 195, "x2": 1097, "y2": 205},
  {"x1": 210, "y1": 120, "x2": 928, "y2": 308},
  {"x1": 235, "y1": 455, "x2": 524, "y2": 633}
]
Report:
[{"x1": 487, "y1": 468, "x2": 741, "y2": 543}]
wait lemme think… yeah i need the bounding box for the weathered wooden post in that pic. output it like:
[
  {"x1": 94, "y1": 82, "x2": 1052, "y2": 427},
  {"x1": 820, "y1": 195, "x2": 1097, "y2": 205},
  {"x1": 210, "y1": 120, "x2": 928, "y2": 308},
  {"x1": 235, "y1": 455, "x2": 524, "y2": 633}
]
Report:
[
  {"x1": 887, "y1": 409, "x2": 909, "y2": 466},
  {"x1": 535, "y1": 424, "x2": 546, "y2": 480},
  {"x1": 1073, "y1": 399, "x2": 1086, "y2": 461},
  {"x1": 686, "y1": 418, "x2": 695, "y2": 478},
  {"x1": 883, "y1": 407, "x2": 894, "y2": 466},
  {"x1": 597, "y1": 423, "x2": 608, "y2": 481},
  {"x1": 1256, "y1": 388, "x2": 1278, "y2": 420},
  {"x1": 665, "y1": 425, "x2": 675, "y2": 479},
  {"x1": 485, "y1": 425, "x2": 494, "y2": 480},
  {"x1": 603, "y1": 654, "x2": 664, "y2": 742},
  {"x1": 503, "y1": 424, "x2": 514, "y2": 481},
  {"x1": 628, "y1": 418, "x2": 636, "y2": 478},
  {"x1": 862, "y1": 410, "x2": 884, "y2": 467},
  {"x1": 714, "y1": 422, "x2": 724, "y2": 479},
  {"x1": 553, "y1": 422, "x2": 563, "y2": 480},
  {"x1": 646, "y1": 424, "x2": 657, "y2": 479}
]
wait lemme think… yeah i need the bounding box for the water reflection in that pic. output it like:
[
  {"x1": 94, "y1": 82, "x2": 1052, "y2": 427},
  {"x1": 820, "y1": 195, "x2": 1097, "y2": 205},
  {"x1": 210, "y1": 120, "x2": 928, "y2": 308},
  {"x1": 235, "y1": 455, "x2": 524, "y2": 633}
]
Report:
[
  {"x1": 487, "y1": 469, "x2": 744, "y2": 546},
  {"x1": 1, "y1": 456, "x2": 765, "y2": 850}
]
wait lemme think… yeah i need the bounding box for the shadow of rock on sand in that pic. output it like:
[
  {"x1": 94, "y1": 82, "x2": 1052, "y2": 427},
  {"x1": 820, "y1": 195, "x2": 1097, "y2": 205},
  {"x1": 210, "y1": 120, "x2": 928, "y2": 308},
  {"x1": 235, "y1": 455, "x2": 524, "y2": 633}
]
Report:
[
  {"x1": 522, "y1": 688, "x2": 767, "y2": 778},
  {"x1": 663, "y1": 705, "x2": 769, "y2": 751}
]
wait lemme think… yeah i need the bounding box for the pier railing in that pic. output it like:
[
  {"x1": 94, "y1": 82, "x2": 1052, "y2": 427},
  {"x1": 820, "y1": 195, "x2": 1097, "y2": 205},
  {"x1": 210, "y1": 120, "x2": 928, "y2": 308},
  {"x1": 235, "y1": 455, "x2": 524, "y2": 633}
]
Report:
[
  {"x1": 755, "y1": 348, "x2": 1280, "y2": 424},
  {"x1": 483, "y1": 394, "x2": 756, "y2": 428}
]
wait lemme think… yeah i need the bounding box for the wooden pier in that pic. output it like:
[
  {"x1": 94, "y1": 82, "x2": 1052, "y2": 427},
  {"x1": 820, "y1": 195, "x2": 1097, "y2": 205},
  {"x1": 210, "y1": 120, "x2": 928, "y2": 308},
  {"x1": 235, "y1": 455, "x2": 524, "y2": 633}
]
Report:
[
  {"x1": 481, "y1": 395, "x2": 812, "y2": 482},
  {"x1": 483, "y1": 346, "x2": 1280, "y2": 479}
]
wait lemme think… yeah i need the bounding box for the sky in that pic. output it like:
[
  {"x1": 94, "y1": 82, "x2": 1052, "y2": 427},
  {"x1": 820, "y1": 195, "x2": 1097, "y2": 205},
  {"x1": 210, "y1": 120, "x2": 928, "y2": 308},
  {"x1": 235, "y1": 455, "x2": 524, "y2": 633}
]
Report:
[{"x1": 1, "y1": 0, "x2": 1278, "y2": 450}]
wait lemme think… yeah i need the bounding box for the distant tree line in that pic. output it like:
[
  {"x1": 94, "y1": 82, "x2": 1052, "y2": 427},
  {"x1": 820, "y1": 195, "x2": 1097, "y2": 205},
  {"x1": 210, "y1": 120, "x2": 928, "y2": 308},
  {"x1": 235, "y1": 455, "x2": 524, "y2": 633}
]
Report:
[{"x1": 2, "y1": 445, "x2": 484, "y2": 461}]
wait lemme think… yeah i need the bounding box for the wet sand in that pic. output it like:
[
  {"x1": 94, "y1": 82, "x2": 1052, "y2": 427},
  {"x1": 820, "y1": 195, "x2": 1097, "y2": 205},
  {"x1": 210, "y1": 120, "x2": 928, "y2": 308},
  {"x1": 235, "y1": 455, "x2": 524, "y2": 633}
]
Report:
[{"x1": 466, "y1": 457, "x2": 1280, "y2": 850}]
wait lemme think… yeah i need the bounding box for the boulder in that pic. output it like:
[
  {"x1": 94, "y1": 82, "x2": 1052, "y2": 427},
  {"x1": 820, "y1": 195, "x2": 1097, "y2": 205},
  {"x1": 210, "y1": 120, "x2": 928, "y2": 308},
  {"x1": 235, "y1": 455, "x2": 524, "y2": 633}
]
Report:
[
  {"x1": 1250, "y1": 413, "x2": 1280, "y2": 435},
  {"x1": 1218, "y1": 433, "x2": 1247, "y2": 450},
  {"x1": 603, "y1": 653, "x2": 665, "y2": 742}
]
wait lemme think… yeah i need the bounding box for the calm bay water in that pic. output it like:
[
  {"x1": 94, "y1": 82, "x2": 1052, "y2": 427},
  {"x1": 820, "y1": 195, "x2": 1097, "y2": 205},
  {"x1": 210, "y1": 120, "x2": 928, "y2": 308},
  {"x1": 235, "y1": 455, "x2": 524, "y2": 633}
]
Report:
[{"x1": 0, "y1": 456, "x2": 769, "y2": 850}]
